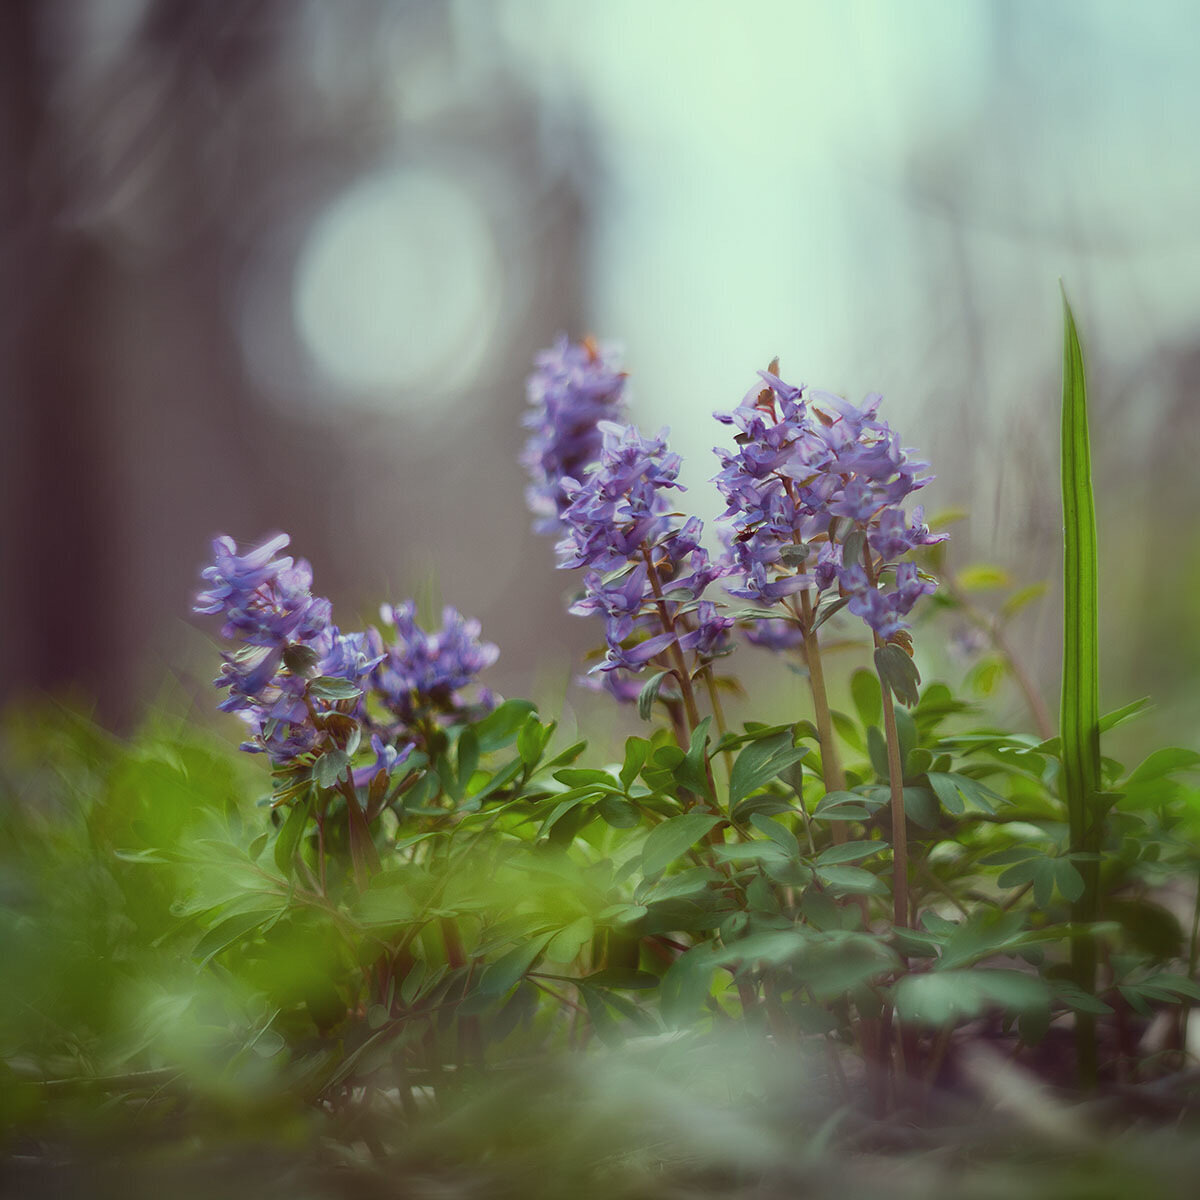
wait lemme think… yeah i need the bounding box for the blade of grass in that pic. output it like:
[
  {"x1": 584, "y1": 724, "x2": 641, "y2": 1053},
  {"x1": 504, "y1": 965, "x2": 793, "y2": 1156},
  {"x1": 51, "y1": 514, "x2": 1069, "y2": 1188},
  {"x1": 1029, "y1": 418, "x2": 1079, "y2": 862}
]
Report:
[{"x1": 1059, "y1": 285, "x2": 1101, "y2": 1086}]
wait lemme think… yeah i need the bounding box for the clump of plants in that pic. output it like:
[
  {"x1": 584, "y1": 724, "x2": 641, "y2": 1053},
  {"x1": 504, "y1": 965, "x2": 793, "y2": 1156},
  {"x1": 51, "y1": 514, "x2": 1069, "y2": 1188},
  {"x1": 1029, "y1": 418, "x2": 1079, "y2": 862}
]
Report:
[{"x1": 4, "y1": 300, "x2": 1200, "y2": 1196}]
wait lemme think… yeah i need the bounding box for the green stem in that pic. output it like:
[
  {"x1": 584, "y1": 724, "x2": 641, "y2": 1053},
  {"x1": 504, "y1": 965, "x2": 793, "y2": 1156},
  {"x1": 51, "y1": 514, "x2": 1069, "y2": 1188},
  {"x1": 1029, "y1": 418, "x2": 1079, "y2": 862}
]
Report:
[
  {"x1": 859, "y1": 543, "x2": 910, "y2": 930},
  {"x1": 796, "y1": 592, "x2": 845, "y2": 789},
  {"x1": 699, "y1": 664, "x2": 735, "y2": 783},
  {"x1": 796, "y1": 590, "x2": 848, "y2": 847},
  {"x1": 878, "y1": 672, "x2": 910, "y2": 929},
  {"x1": 642, "y1": 546, "x2": 703, "y2": 738}
]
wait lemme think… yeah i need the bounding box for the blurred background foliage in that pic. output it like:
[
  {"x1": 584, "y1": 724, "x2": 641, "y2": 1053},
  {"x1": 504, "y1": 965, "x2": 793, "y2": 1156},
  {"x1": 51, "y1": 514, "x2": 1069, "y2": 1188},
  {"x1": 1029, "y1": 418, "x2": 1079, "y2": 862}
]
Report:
[
  {"x1": 4, "y1": 8, "x2": 1200, "y2": 1192},
  {"x1": 1, "y1": 0, "x2": 1198, "y2": 757}
]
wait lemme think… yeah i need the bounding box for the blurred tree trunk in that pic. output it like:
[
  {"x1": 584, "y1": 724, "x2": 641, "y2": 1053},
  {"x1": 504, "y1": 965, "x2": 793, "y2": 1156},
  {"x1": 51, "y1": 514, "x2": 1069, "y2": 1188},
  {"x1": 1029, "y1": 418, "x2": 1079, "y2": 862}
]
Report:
[{"x1": 0, "y1": 0, "x2": 127, "y2": 721}]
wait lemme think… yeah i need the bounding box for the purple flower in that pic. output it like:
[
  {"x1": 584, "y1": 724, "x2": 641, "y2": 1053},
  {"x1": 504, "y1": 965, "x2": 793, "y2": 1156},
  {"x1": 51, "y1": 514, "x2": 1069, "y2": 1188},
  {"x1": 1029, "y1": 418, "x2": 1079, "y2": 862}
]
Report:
[
  {"x1": 524, "y1": 407, "x2": 733, "y2": 697},
  {"x1": 744, "y1": 618, "x2": 806, "y2": 652},
  {"x1": 197, "y1": 534, "x2": 396, "y2": 770},
  {"x1": 352, "y1": 734, "x2": 416, "y2": 789},
  {"x1": 714, "y1": 365, "x2": 945, "y2": 640},
  {"x1": 522, "y1": 335, "x2": 628, "y2": 534},
  {"x1": 370, "y1": 602, "x2": 498, "y2": 726},
  {"x1": 555, "y1": 422, "x2": 682, "y2": 572},
  {"x1": 195, "y1": 533, "x2": 331, "y2": 648}
]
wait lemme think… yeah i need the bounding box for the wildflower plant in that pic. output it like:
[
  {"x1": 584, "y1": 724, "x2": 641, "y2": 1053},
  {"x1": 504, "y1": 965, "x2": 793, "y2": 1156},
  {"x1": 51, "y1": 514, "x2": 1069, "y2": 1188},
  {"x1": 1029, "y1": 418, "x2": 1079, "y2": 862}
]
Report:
[
  {"x1": 29, "y1": 303, "x2": 1194, "y2": 1173},
  {"x1": 521, "y1": 333, "x2": 628, "y2": 535}
]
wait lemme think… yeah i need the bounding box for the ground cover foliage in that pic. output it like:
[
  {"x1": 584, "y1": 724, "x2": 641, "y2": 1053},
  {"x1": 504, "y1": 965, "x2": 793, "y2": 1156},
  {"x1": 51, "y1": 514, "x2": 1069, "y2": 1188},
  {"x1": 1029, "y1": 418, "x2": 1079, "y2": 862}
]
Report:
[{"x1": 3, "y1": 299, "x2": 1200, "y2": 1198}]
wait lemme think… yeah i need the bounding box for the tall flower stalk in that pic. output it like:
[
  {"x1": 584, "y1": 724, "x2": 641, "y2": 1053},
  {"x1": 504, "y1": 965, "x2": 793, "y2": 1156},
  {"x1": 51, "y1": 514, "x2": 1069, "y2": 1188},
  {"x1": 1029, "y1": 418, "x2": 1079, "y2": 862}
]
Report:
[
  {"x1": 556, "y1": 421, "x2": 732, "y2": 750},
  {"x1": 713, "y1": 364, "x2": 945, "y2": 918},
  {"x1": 195, "y1": 533, "x2": 497, "y2": 886},
  {"x1": 522, "y1": 337, "x2": 732, "y2": 741}
]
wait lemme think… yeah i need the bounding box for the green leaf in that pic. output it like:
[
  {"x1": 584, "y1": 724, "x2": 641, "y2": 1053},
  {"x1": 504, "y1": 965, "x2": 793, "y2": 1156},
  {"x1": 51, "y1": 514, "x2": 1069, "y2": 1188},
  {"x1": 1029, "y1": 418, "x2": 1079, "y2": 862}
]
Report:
[
  {"x1": 728, "y1": 731, "x2": 808, "y2": 809},
  {"x1": 194, "y1": 909, "x2": 279, "y2": 964},
  {"x1": 456, "y1": 728, "x2": 479, "y2": 786},
  {"x1": 599, "y1": 903, "x2": 648, "y2": 926},
  {"x1": 1002, "y1": 582, "x2": 1048, "y2": 617},
  {"x1": 679, "y1": 716, "x2": 713, "y2": 796},
  {"x1": 874, "y1": 645, "x2": 921, "y2": 707},
  {"x1": 814, "y1": 839, "x2": 884, "y2": 865},
  {"x1": 307, "y1": 676, "x2": 363, "y2": 701},
  {"x1": 473, "y1": 699, "x2": 538, "y2": 751},
  {"x1": 1125, "y1": 746, "x2": 1200, "y2": 787},
  {"x1": 842, "y1": 529, "x2": 867, "y2": 575},
  {"x1": 811, "y1": 594, "x2": 850, "y2": 631},
  {"x1": 893, "y1": 968, "x2": 1049, "y2": 1026},
  {"x1": 620, "y1": 737, "x2": 651, "y2": 790},
  {"x1": 812, "y1": 790, "x2": 886, "y2": 821},
  {"x1": 312, "y1": 749, "x2": 350, "y2": 788},
  {"x1": 1053, "y1": 981, "x2": 1114, "y2": 1016},
  {"x1": 904, "y1": 786, "x2": 940, "y2": 830},
  {"x1": 537, "y1": 794, "x2": 589, "y2": 838},
  {"x1": 894, "y1": 706, "x2": 917, "y2": 762},
  {"x1": 926, "y1": 771, "x2": 998, "y2": 814},
  {"x1": 545, "y1": 915, "x2": 595, "y2": 963},
  {"x1": 479, "y1": 932, "x2": 553, "y2": 997},
  {"x1": 1098, "y1": 696, "x2": 1152, "y2": 733},
  {"x1": 1054, "y1": 859, "x2": 1086, "y2": 903},
  {"x1": 815, "y1": 865, "x2": 887, "y2": 895},
  {"x1": 638, "y1": 670, "x2": 671, "y2": 721},
  {"x1": 936, "y1": 911, "x2": 1027, "y2": 971},
  {"x1": 957, "y1": 564, "x2": 1012, "y2": 591},
  {"x1": 642, "y1": 866, "x2": 721, "y2": 900},
  {"x1": 866, "y1": 725, "x2": 889, "y2": 780},
  {"x1": 579, "y1": 989, "x2": 625, "y2": 1047},
  {"x1": 1138, "y1": 973, "x2": 1200, "y2": 1003},
  {"x1": 926, "y1": 772, "x2": 966, "y2": 815},
  {"x1": 660, "y1": 945, "x2": 719, "y2": 1025},
  {"x1": 517, "y1": 714, "x2": 547, "y2": 766},
  {"x1": 596, "y1": 795, "x2": 640, "y2": 827},
  {"x1": 831, "y1": 710, "x2": 865, "y2": 753},
  {"x1": 1059, "y1": 287, "x2": 1102, "y2": 1042},
  {"x1": 764, "y1": 858, "x2": 814, "y2": 887},
  {"x1": 850, "y1": 668, "x2": 882, "y2": 728},
  {"x1": 905, "y1": 747, "x2": 933, "y2": 779},
  {"x1": 582, "y1": 969, "x2": 660, "y2": 991},
  {"x1": 464, "y1": 756, "x2": 524, "y2": 805},
  {"x1": 273, "y1": 792, "x2": 312, "y2": 876},
  {"x1": 641, "y1": 813, "x2": 722, "y2": 877},
  {"x1": 749, "y1": 812, "x2": 799, "y2": 856},
  {"x1": 540, "y1": 739, "x2": 587, "y2": 772},
  {"x1": 554, "y1": 768, "x2": 621, "y2": 791},
  {"x1": 712, "y1": 841, "x2": 789, "y2": 864}
]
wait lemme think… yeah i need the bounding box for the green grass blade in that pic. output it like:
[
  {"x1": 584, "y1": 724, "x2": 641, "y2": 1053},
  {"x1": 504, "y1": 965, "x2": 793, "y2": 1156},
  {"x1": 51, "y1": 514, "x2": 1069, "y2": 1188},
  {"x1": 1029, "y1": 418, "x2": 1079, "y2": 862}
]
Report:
[{"x1": 1059, "y1": 285, "x2": 1101, "y2": 1084}]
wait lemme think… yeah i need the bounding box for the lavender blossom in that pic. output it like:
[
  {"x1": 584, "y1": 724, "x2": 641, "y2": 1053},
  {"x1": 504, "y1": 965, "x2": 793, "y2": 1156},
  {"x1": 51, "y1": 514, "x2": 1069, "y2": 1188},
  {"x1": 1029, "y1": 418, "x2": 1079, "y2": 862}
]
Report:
[
  {"x1": 369, "y1": 602, "x2": 498, "y2": 728},
  {"x1": 196, "y1": 533, "x2": 372, "y2": 761},
  {"x1": 554, "y1": 420, "x2": 731, "y2": 696},
  {"x1": 522, "y1": 335, "x2": 628, "y2": 535},
  {"x1": 714, "y1": 366, "x2": 946, "y2": 640},
  {"x1": 555, "y1": 421, "x2": 682, "y2": 571}
]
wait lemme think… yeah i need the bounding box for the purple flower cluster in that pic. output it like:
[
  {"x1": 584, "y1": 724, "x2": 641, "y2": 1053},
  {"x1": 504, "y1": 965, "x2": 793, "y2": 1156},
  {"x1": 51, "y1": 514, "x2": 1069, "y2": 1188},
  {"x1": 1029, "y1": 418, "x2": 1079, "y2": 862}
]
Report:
[
  {"x1": 713, "y1": 367, "x2": 946, "y2": 639},
  {"x1": 196, "y1": 534, "x2": 496, "y2": 773},
  {"x1": 521, "y1": 335, "x2": 628, "y2": 535},
  {"x1": 195, "y1": 534, "x2": 379, "y2": 761},
  {"x1": 368, "y1": 602, "x2": 499, "y2": 727},
  {"x1": 554, "y1": 421, "x2": 731, "y2": 689}
]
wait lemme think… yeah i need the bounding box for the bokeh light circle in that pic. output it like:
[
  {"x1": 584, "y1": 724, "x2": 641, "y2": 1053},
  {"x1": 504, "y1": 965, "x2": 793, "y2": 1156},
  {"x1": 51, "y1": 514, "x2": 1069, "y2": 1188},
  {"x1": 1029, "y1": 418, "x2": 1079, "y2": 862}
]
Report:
[{"x1": 294, "y1": 166, "x2": 498, "y2": 398}]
